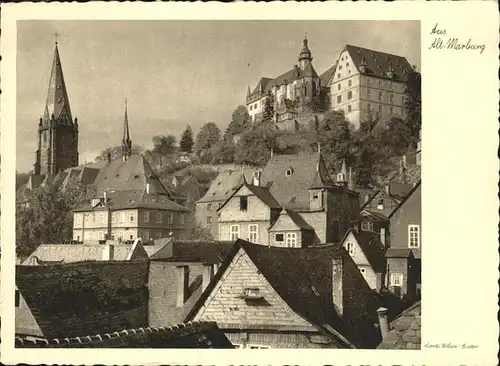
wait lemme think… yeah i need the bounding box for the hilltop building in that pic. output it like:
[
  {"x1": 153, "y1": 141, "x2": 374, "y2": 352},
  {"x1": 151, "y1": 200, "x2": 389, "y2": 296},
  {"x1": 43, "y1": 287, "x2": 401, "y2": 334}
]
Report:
[
  {"x1": 245, "y1": 35, "x2": 335, "y2": 131},
  {"x1": 329, "y1": 45, "x2": 414, "y2": 129}
]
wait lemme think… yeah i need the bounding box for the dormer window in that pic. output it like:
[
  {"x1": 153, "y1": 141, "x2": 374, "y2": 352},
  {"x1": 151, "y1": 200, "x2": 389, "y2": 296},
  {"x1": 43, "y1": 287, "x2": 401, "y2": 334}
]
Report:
[
  {"x1": 244, "y1": 287, "x2": 262, "y2": 300},
  {"x1": 285, "y1": 168, "x2": 294, "y2": 176}
]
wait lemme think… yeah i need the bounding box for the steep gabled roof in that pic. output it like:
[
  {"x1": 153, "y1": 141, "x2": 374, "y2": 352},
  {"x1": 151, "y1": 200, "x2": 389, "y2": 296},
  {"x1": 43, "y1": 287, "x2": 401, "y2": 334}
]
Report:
[
  {"x1": 197, "y1": 167, "x2": 257, "y2": 204},
  {"x1": 345, "y1": 44, "x2": 414, "y2": 82},
  {"x1": 342, "y1": 229, "x2": 386, "y2": 273},
  {"x1": 186, "y1": 240, "x2": 381, "y2": 348},
  {"x1": 319, "y1": 63, "x2": 337, "y2": 87},
  {"x1": 217, "y1": 182, "x2": 281, "y2": 213},
  {"x1": 377, "y1": 301, "x2": 421, "y2": 349},
  {"x1": 269, "y1": 209, "x2": 314, "y2": 231},
  {"x1": 388, "y1": 181, "x2": 421, "y2": 219},
  {"x1": 15, "y1": 260, "x2": 149, "y2": 339}
]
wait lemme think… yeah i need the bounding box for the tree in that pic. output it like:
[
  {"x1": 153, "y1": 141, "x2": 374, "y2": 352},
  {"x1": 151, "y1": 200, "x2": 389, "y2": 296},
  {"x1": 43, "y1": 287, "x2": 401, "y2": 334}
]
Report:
[
  {"x1": 180, "y1": 220, "x2": 214, "y2": 241},
  {"x1": 195, "y1": 122, "x2": 221, "y2": 153},
  {"x1": 403, "y1": 70, "x2": 422, "y2": 140},
  {"x1": 262, "y1": 91, "x2": 275, "y2": 123},
  {"x1": 152, "y1": 134, "x2": 177, "y2": 168},
  {"x1": 95, "y1": 144, "x2": 144, "y2": 162},
  {"x1": 179, "y1": 125, "x2": 195, "y2": 153},
  {"x1": 234, "y1": 125, "x2": 278, "y2": 166},
  {"x1": 225, "y1": 105, "x2": 251, "y2": 138}
]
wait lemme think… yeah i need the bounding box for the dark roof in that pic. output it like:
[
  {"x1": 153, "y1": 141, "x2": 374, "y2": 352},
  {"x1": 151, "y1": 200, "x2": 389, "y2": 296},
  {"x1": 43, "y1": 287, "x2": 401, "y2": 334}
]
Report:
[
  {"x1": 377, "y1": 301, "x2": 421, "y2": 349},
  {"x1": 186, "y1": 240, "x2": 381, "y2": 348},
  {"x1": 356, "y1": 210, "x2": 389, "y2": 222},
  {"x1": 261, "y1": 152, "x2": 332, "y2": 211},
  {"x1": 73, "y1": 189, "x2": 189, "y2": 212},
  {"x1": 15, "y1": 260, "x2": 149, "y2": 339},
  {"x1": 197, "y1": 167, "x2": 258, "y2": 204},
  {"x1": 319, "y1": 63, "x2": 337, "y2": 87},
  {"x1": 14, "y1": 321, "x2": 234, "y2": 349},
  {"x1": 217, "y1": 182, "x2": 282, "y2": 213},
  {"x1": 345, "y1": 44, "x2": 414, "y2": 82},
  {"x1": 150, "y1": 238, "x2": 234, "y2": 264},
  {"x1": 385, "y1": 248, "x2": 413, "y2": 258},
  {"x1": 283, "y1": 209, "x2": 314, "y2": 230},
  {"x1": 388, "y1": 180, "x2": 421, "y2": 219},
  {"x1": 343, "y1": 229, "x2": 386, "y2": 273}
]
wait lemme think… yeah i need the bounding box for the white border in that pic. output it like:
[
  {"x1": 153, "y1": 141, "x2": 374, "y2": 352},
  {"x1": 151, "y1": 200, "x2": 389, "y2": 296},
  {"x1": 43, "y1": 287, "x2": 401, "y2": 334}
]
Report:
[{"x1": 2, "y1": 2, "x2": 499, "y2": 365}]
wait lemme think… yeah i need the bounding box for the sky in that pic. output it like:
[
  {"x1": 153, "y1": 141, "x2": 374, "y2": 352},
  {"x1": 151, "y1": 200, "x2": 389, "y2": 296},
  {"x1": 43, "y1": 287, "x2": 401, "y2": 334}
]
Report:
[{"x1": 16, "y1": 20, "x2": 420, "y2": 173}]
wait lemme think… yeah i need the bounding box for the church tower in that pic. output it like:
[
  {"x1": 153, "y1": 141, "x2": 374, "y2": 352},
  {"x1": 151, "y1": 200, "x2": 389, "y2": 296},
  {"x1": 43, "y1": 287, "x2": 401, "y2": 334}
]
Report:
[
  {"x1": 34, "y1": 40, "x2": 79, "y2": 176},
  {"x1": 298, "y1": 34, "x2": 313, "y2": 70},
  {"x1": 122, "y1": 99, "x2": 132, "y2": 162}
]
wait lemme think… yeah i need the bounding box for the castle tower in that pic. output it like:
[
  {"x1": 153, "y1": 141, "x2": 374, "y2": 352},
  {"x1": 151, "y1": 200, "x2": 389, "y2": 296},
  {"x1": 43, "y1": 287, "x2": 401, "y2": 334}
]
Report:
[
  {"x1": 298, "y1": 33, "x2": 313, "y2": 70},
  {"x1": 122, "y1": 99, "x2": 132, "y2": 162},
  {"x1": 34, "y1": 40, "x2": 79, "y2": 176}
]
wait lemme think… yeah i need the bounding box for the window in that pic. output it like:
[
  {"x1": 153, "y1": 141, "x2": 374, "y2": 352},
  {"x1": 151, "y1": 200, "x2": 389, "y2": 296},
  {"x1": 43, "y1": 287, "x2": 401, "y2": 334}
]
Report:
[
  {"x1": 99, "y1": 212, "x2": 105, "y2": 224},
  {"x1": 367, "y1": 103, "x2": 372, "y2": 111},
  {"x1": 119, "y1": 212, "x2": 125, "y2": 223},
  {"x1": 111, "y1": 212, "x2": 116, "y2": 224},
  {"x1": 367, "y1": 89, "x2": 371, "y2": 98},
  {"x1": 348, "y1": 79, "x2": 352, "y2": 87},
  {"x1": 129, "y1": 212, "x2": 135, "y2": 223},
  {"x1": 144, "y1": 212, "x2": 150, "y2": 224},
  {"x1": 359, "y1": 267, "x2": 367, "y2": 279},
  {"x1": 275, "y1": 233, "x2": 284, "y2": 242},
  {"x1": 337, "y1": 73, "x2": 341, "y2": 79},
  {"x1": 347, "y1": 91, "x2": 352, "y2": 100},
  {"x1": 285, "y1": 168, "x2": 293, "y2": 176},
  {"x1": 389, "y1": 107, "x2": 394, "y2": 115},
  {"x1": 347, "y1": 105, "x2": 352, "y2": 112},
  {"x1": 378, "y1": 91, "x2": 383, "y2": 101},
  {"x1": 179, "y1": 214, "x2": 185, "y2": 225},
  {"x1": 119, "y1": 231, "x2": 124, "y2": 240},
  {"x1": 337, "y1": 83, "x2": 341, "y2": 90},
  {"x1": 338, "y1": 65, "x2": 342, "y2": 70},
  {"x1": 367, "y1": 77, "x2": 372, "y2": 84},
  {"x1": 346, "y1": 62, "x2": 349, "y2": 67},
  {"x1": 286, "y1": 232, "x2": 297, "y2": 248},
  {"x1": 143, "y1": 231, "x2": 150, "y2": 241},
  {"x1": 156, "y1": 232, "x2": 162, "y2": 239},
  {"x1": 129, "y1": 231, "x2": 134, "y2": 240},
  {"x1": 207, "y1": 216, "x2": 212, "y2": 224},
  {"x1": 337, "y1": 95, "x2": 342, "y2": 104},
  {"x1": 390, "y1": 273, "x2": 403, "y2": 287},
  {"x1": 378, "y1": 104, "x2": 382, "y2": 113},
  {"x1": 240, "y1": 196, "x2": 248, "y2": 211},
  {"x1": 361, "y1": 221, "x2": 374, "y2": 232},
  {"x1": 248, "y1": 224, "x2": 258, "y2": 243},
  {"x1": 408, "y1": 225, "x2": 420, "y2": 248},
  {"x1": 167, "y1": 213, "x2": 174, "y2": 224},
  {"x1": 389, "y1": 93, "x2": 394, "y2": 103},
  {"x1": 207, "y1": 203, "x2": 212, "y2": 211},
  {"x1": 156, "y1": 212, "x2": 162, "y2": 224},
  {"x1": 230, "y1": 225, "x2": 240, "y2": 241},
  {"x1": 379, "y1": 79, "x2": 383, "y2": 87},
  {"x1": 345, "y1": 242, "x2": 355, "y2": 255},
  {"x1": 98, "y1": 231, "x2": 104, "y2": 240}
]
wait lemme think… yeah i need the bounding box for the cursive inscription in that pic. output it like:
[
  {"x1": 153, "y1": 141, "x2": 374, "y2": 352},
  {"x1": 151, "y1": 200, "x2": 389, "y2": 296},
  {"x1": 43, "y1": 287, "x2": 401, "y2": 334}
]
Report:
[
  {"x1": 428, "y1": 23, "x2": 486, "y2": 54},
  {"x1": 424, "y1": 342, "x2": 479, "y2": 349}
]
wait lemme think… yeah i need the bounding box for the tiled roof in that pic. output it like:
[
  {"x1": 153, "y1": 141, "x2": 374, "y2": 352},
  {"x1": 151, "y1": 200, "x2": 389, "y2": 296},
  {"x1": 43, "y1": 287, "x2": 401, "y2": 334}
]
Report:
[
  {"x1": 261, "y1": 152, "x2": 332, "y2": 211},
  {"x1": 15, "y1": 260, "x2": 149, "y2": 338},
  {"x1": 345, "y1": 44, "x2": 414, "y2": 82},
  {"x1": 22, "y1": 243, "x2": 143, "y2": 264},
  {"x1": 14, "y1": 321, "x2": 234, "y2": 348},
  {"x1": 197, "y1": 167, "x2": 258, "y2": 204},
  {"x1": 283, "y1": 209, "x2": 314, "y2": 230},
  {"x1": 150, "y1": 238, "x2": 234, "y2": 264},
  {"x1": 319, "y1": 63, "x2": 337, "y2": 87},
  {"x1": 187, "y1": 240, "x2": 382, "y2": 349},
  {"x1": 73, "y1": 189, "x2": 189, "y2": 212},
  {"x1": 377, "y1": 301, "x2": 421, "y2": 349},
  {"x1": 356, "y1": 209, "x2": 389, "y2": 222},
  {"x1": 388, "y1": 181, "x2": 421, "y2": 219},
  {"x1": 218, "y1": 183, "x2": 282, "y2": 211},
  {"x1": 143, "y1": 241, "x2": 169, "y2": 258},
  {"x1": 345, "y1": 229, "x2": 386, "y2": 273}
]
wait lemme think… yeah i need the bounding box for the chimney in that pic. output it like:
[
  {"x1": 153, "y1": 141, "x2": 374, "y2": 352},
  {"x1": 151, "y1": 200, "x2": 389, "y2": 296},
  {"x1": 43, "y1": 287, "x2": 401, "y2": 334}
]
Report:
[
  {"x1": 107, "y1": 152, "x2": 111, "y2": 164},
  {"x1": 380, "y1": 228, "x2": 386, "y2": 247},
  {"x1": 146, "y1": 183, "x2": 150, "y2": 194},
  {"x1": 102, "y1": 244, "x2": 114, "y2": 261},
  {"x1": 270, "y1": 148, "x2": 274, "y2": 158},
  {"x1": 202, "y1": 264, "x2": 214, "y2": 292},
  {"x1": 377, "y1": 307, "x2": 390, "y2": 340},
  {"x1": 317, "y1": 142, "x2": 321, "y2": 154},
  {"x1": 252, "y1": 171, "x2": 261, "y2": 187},
  {"x1": 176, "y1": 266, "x2": 189, "y2": 308},
  {"x1": 385, "y1": 184, "x2": 390, "y2": 196},
  {"x1": 331, "y1": 258, "x2": 344, "y2": 315},
  {"x1": 103, "y1": 191, "x2": 107, "y2": 203}
]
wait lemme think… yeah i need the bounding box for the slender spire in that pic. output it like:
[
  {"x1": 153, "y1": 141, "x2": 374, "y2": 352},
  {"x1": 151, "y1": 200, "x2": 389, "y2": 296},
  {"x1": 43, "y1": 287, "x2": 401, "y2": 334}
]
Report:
[
  {"x1": 44, "y1": 40, "x2": 73, "y2": 123},
  {"x1": 298, "y1": 31, "x2": 313, "y2": 65},
  {"x1": 247, "y1": 85, "x2": 251, "y2": 96},
  {"x1": 122, "y1": 99, "x2": 132, "y2": 162}
]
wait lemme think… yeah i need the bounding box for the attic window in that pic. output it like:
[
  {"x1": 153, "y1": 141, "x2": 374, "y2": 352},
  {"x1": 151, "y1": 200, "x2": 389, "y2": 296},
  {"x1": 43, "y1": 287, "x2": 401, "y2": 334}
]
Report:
[
  {"x1": 134, "y1": 174, "x2": 139, "y2": 179},
  {"x1": 240, "y1": 196, "x2": 248, "y2": 211},
  {"x1": 285, "y1": 168, "x2": 294, "y2": 176},
  {"x1": 243, "y1": 288, "x2": 262, "y2": 300}
]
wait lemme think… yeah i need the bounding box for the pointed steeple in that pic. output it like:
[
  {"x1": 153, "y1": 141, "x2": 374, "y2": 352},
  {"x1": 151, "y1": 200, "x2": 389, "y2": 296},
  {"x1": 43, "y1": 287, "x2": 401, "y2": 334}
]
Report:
[
  {"x1": 298, "y1": 32, "x2": 313, "y2": 69},
  {"x1": 247, "y1": 85, "x2": 251, "y2": 96},
  {"x1": 122, "y1": 99, "x2": 132, "y2": 162},
  {"x1": 43, "y1": 41, "x2": 73, "y2": 124}
]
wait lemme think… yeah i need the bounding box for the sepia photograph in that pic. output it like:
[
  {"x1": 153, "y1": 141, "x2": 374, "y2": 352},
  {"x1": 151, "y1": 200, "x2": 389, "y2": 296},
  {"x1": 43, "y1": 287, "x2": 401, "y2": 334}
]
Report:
[{"x1": 12, "y1": 19, "x2": 422, "y2": 350}]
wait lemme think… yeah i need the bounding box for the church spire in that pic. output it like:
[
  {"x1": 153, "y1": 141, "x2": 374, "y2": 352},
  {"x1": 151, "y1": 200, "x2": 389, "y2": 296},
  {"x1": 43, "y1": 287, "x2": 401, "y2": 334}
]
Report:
[
  {"x1": 122, "y1": 99, "x2": 132, "y2": 162},
  {"x1": 298, "y1": 31, "x2": 313, "y2": 69},
  {"x1": 44, "y1": 40, "x2": 73, "y2": 124}
]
